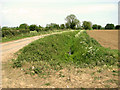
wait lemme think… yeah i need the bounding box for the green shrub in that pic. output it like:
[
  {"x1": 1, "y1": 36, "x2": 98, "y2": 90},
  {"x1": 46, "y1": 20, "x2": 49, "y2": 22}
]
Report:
[{"x1": 2, "y1": 29, "x2": 30, "y2": 37}]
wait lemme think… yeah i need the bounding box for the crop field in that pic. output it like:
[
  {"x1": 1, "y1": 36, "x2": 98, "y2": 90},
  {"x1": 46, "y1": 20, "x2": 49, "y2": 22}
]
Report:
[
  {"x1": 2, "y1": 30, "x2": 119, "y2": 88},
  {"x1": 87, "y1": 30, "x2": 119, "y2": 50}
]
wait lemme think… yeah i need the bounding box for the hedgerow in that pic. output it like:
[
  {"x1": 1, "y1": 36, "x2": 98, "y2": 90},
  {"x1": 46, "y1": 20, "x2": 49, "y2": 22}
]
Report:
[{"x1": 2, "y1": 29, "x2": 30, "y2": 37}]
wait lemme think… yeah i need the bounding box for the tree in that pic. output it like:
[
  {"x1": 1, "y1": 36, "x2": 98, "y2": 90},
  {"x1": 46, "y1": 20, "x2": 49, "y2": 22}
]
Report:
[
  {"x1": 98, "y1": 25, "x2": 102, "y2": 30},
  {"x1": 65, "y1": 23, "x2": 70, "y2": 29},
  {"x1": 46, "y1": 23, "x2": 59, "y2": 30},
  {"x1": 60, "y1": 24, "x2": 65, "y2": 29},
  {"x1": 115, "y1": 25, "x2": 120, "y2": 29},
  {"x1": 92, "y1": 24, "x2": 98, "y2": 29},
  {"x1": 29, "y1": 24, "x2": 38, "y2": 31},
  {"x1": 105, "y1": 24, "x2": 114, "y2": 29},
  {"x1": 36, "y1": 25, "x2": 43, "y2": 32},
  {"x1": 65, "y1": 14, "x2": 80, "y2": 29},
  {"x1": 19, "y1": 23, "x2": 29, "y2": 29},
  {"x1": 82, "y1": 21, "x2": 92, "y2": 30}
]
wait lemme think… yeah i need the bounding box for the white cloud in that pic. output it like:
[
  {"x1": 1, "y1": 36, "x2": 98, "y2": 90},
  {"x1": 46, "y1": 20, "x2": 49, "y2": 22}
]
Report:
[{"x1": 0, "y1": 0, "x2": 118, "y2": 27}]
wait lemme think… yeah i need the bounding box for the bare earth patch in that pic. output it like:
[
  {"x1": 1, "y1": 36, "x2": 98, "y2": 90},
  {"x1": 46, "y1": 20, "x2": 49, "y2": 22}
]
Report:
[
  {"x1": 2, "y1": 62, "x2": 118, "y2": 88},
  {"x1": 86, "y1": 30, "x2": 118, "y2": 50}
]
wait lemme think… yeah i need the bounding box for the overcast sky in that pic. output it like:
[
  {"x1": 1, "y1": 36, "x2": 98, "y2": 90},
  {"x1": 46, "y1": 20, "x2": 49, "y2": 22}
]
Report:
[{"x1": 0, "y1": 0, "x2": 119, "y2": 27}]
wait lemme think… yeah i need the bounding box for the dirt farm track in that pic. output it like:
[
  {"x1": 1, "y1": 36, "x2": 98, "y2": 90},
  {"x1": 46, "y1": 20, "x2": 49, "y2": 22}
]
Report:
[{"x1": 87, "y1": 30, "x2": 119, "y2": 50}]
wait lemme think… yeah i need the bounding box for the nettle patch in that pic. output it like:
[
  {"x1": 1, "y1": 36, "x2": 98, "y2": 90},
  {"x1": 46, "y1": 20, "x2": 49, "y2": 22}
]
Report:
[{"x1": 12, "y1": 31, "x2": 118, "y2": 76}]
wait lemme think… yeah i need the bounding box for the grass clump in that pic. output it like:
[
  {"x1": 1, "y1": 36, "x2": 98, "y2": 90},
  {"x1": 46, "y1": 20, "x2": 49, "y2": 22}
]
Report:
[{"x1": 12, "y1": 30, "x2": 118, "y2": 76}]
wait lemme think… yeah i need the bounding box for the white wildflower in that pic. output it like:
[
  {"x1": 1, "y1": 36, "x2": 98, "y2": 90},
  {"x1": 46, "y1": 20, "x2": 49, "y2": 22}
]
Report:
[
  {"x1": 32, "y1": 66, "x2": 35, "y2": 69},
  {"x1": 89, "y1": 47, "x2": 92, "y2": 49},
  {"x1": 67, "y1": 85, "x2": 69, "y2": 88}
]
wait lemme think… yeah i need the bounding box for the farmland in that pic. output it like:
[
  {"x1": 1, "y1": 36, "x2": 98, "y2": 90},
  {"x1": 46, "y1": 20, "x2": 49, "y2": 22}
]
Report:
[
  {"x1": 1, "y1": 0, "x2": 120, "y2": 88},
  {"x1": 87, "y1": 30, "x2": 119, "y2": 50},
  {"x1": 2, "y1": 30, "x2": 119, "y2": 88}
]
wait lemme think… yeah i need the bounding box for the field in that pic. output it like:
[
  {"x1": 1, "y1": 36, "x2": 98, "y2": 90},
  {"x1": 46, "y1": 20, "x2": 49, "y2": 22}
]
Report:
[
  {"x1": 87, "y1": 30, "x2": 118, "y2": 50},
  {"x1": 2, "y1": 30, "x2": 119, "y2": 88}
]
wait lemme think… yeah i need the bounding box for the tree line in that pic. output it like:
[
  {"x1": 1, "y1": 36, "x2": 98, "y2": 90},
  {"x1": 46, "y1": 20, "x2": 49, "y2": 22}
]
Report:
[{"x1": 1, "y1": 14, "x2": 120, "y2": 37}]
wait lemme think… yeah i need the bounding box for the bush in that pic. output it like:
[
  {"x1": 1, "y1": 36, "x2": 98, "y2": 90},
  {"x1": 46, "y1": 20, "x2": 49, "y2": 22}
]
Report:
[
  {"x1": 2, "y1": 29, "x2": 30, "y2": 37},
  {"x1": 98, "y1": 25, "x2": 102, "y2": 29},
  {"x1": 2, "y1": 27, "x2": 11, "y2": 30},
  {"x1": 29, "y1": 25, "x2": 38, "y2": 31},
  {"x1": 19, "y1": 23, "x2": 29, "y2": 29},
  {"x1": 115, "y1": 25, "x2": 120, "y2": 29},
  {"x1": 105, "y1": 24, "x2": 114, "y2": 29},
  {"x1": 19, "y1": 29, "x2": 30, "y2": 33},
  {"x1": 83, "y1": 21, "x2": 92, "y2": 30}
]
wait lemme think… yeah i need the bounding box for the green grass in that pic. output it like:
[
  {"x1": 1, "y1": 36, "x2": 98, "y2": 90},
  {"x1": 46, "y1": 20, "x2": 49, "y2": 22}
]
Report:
[
  {"x1": 44, "y1": 83, "x2": 50, "y2": 86},
  {"x1": 2, "y1": 29, "x2": 67, "y2": 42},
  {"x1": 12, "y1": 30, "x2": 119, "y2": 76}
]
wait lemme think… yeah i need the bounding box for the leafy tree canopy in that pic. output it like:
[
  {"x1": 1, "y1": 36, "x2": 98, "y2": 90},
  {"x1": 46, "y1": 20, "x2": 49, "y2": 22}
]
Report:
[
  {"x1": 105, "y1": 24, "x2": 114, "y2": 29},
  {"x1": 19, "y1": 23, "x2": 29, "y2": 29},
  {"x1": 65, "y1": 14, "x2": 80, "y2": 29},
  {"x1": 82, "y1": 21, "x2": 92, "y2": 30}
]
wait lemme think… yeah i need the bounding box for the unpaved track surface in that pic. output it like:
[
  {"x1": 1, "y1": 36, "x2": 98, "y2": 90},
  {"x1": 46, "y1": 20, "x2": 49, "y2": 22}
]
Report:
[{"x1": 87, "y1": 30, "x2": 118, "y2": 50}]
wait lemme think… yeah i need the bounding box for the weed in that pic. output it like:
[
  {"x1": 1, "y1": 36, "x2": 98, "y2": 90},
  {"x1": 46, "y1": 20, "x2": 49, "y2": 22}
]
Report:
[
  {"x1": 97, "y1": 69, "x2": 102, "y2": 73},
  {"x1": 91, "y1": 72, "x2": 95, "y2": 76},
  {"x1": 104, "y1": 85, "x2": 110, "y2": 88},
  {"x1": 104, "y1": 79, "x2": 118, "y2": 84},
  {"x1": 94, "y1": 76, "x2": 102, "y2": 80},
  {"x1": 112, "y1": 74, "x2": 118, "y2": 76},
  {"x1": 59, "y1": 72, "x2": 65, "y2": 77},
  {"x1": 112, "y1": 70, "x2": 118, "y2": 73},
  {"x1": 44, "y1": 83, "x2": 50, "y2": 86}
]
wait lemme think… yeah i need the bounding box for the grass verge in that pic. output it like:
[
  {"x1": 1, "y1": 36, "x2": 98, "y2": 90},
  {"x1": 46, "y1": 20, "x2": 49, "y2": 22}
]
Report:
[
  {"x1": 12, "y1": 30, "x2": 119, "y2": 77},
  {"x1": 2, "y1": 29, "x2": 68, "y2": 42}
]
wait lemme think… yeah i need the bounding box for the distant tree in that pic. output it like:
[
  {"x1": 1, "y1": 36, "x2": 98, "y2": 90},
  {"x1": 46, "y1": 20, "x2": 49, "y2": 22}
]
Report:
[
  {"x1": 16, "y1": 26, "x2": 19, "y2": 30},
  {"x1": 36, "y1": 25, "x2": 43, "y2": 32},
  {"x1": 105, "y1": 24, "x2": 114, "y2": 29},
  {"x1": 92, "y1": 24, "x2": 98, "y2": 29},
  {"x1": 65, "y1": 14, "x2": 80, "y2": 29},
  {"x1": 19, "y1": 23, "x2": 29, "y2": 29},
  {"x1": 60, "y1": 24, "x2": 65, "y2": 29},
  {"x1": 39, "y1": 25, "x2": 42, "y2": 28},
  {"x1": 75, "y1": 26, "x2": 81, "y2": 30},
  {"x1": 65, "y1": 23, "x2": 70, "y2": 29},
  {"x1": 97, "y1": 25, "x2": 102, "y2": 30},
  {"x1": 82, "y1": 21, "x2": 92, "y2": 30},
  {"x1": 46, "y1": 23, "x2": 59, "y2": 30},
  {"x1": 115, "y1": 25, "x2": 120, "y2": 29},
  {"x1": 29, "y1": 24, "x2": 38, "y2": 31}
]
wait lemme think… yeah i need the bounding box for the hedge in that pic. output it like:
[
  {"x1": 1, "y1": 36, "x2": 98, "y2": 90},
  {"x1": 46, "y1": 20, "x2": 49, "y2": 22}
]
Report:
[{"x1": 2, "y1": 29, "x2": 30, "y2": 37}]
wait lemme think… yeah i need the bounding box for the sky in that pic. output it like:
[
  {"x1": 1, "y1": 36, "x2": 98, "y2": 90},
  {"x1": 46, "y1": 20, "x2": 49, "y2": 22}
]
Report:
[{"x1": 0, "y1": 0, "x2": 119, "y2": 27}]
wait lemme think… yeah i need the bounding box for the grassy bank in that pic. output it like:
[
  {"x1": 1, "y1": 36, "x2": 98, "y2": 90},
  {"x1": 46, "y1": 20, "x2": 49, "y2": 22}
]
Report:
[
  {"x1": 2, "y1": 29, "x2": 68, "y2": 42},
  {"x1": 12, "y1": 30, "x2": 118, "y2": 77}
]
